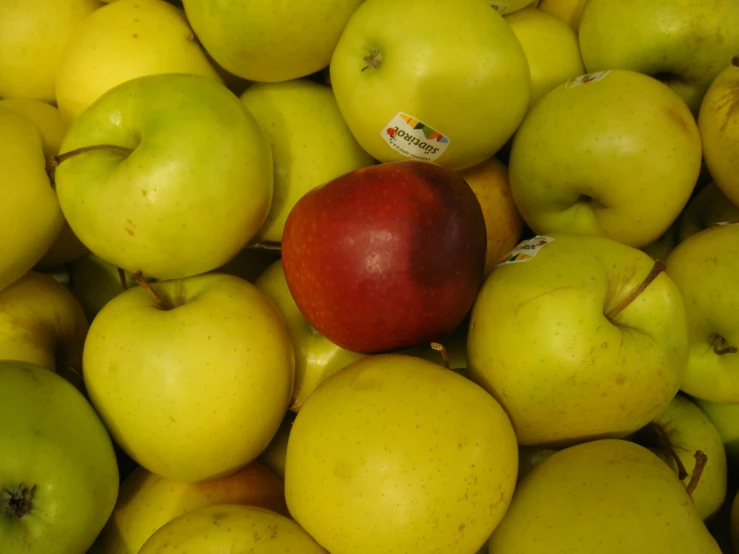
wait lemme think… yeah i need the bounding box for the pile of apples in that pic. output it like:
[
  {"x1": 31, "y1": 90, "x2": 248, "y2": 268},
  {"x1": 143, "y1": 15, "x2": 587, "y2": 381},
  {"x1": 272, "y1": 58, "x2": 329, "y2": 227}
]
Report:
[{"x1": 1, "y1": 0, "x2": 739, "y2": 552}]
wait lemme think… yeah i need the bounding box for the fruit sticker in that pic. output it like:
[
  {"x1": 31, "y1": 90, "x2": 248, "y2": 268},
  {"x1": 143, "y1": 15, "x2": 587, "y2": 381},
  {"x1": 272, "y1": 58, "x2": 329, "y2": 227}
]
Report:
[
  {"x1": 381, "y1": 112, "x2": 450, "y2": 162},
  {"x1": 488, "y1": 1, "x2": 510, "y2": 14},
  {"x1": 565, "y1": 70, "x2": 611, "y2": 89},
  {"x1": 497, "y1": 235, "x2": 555, "y2": 265}
]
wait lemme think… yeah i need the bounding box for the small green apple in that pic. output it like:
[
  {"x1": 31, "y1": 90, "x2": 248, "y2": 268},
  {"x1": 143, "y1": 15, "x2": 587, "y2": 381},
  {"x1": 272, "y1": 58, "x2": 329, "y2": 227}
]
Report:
[
  {"x1": 678, "y1": 181, "x2": 739, "y2": 243},
  {"x1": 54, "y1": 73, "x2": 273, "y2": 281}
]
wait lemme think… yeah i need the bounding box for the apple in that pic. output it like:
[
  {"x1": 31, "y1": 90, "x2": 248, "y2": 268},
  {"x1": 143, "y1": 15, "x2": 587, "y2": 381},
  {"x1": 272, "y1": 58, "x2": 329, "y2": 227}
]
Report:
[
  {"x1": 0, "y1": 270, "x2": 88, "y2": 391},
  {"x1": 282, "y1": 160, "x2": 487, "y2": 354},
  {"x1": 467, "y1": 233, "x2": 689, "y2": 447},
  {"x1": 182, "y1": 0, "x2": 363, "y2": 83},
  {"x1": 329, "y1": 0, "x2": 531, "y2": 170},
  {"x1": 537, "y1": 0, "x2": 588, "y2": 30},
  {"x1": 285, "y1": 354, "x2": 518, "y2": 554},
  {"x1": 692, "y1": 398, "x2": 739, "y2": 467},
  {"x1": 240, "y1": 78, "x2": 376, "y2": 244},
  {"x1": 699, "y1": 56, "x2": 739, "y2": 205},
  {"x1": 82, "y1": 272, "x2": 295, "y2": 483},
  {"x1": 578, "y1": 0, "x2": 739, "y2": 114},
  {"x1": 0, "y1": 0, "x2": 101, "y2": 102},
  {"x1": 508, "y1": 69, "x2": 702, "y2": 248},
  {"x1": 138, "y1": 504, "x2": 329, "y2": 554},
  {"x1": 0, "y1": 107, "x2": 64, "y2": 293},
  {"x1": 55, "y1": 0, "x2": 223, "y2": 124},
  {"x1": 678, "y1": 181, "x2": 739, "y2": 243},
  {"x1": 504, "y1": 6, "x2": 586, "y2": 107},
  {"x1": 458, "y1": 157, "x2": 524, "y2": 276},
  {"x1": 255, "y1": 259, "x2": 366, "y2": 411},
  {"x1": 664, "y1": 222, "x2": 739, "y2": 403},
  {"x1": 54, "y1": 73, "x2": 273, "y2": 281},
  {"x1": 487, "y1": 439, "x2": 722, "y2": 553},
  {"x1": 91, "y1": 461, "x2": 288, "y2": 554},
  {"x1": 0, "y1": 360, "x2": 119, "y2": 554}
]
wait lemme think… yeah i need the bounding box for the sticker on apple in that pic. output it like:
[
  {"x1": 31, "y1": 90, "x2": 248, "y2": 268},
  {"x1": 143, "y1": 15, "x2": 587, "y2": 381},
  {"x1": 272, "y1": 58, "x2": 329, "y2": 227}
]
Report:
[
  {"x1": 497, "y1": 235, "x2": 555, "y2": 265},
  {"x1": 565, "y1": 70, "x2": 611, "y2": 89},
  {"x1": 381, "y1": 112, "x2": 450, "y2": 163}
]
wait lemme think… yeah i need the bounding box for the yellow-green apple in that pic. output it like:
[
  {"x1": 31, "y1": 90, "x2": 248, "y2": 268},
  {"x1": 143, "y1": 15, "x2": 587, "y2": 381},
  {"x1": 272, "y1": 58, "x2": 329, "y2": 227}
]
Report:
[
  {"x1": 82, "y1": 272, "x2": 294, "y2": 483},
  {"x1": 537, "y1": 0, "x2": 588, "y2": 30},
  {"x1": 508, "y1": 69, "x2": 702, "y2": 248},
  {"x1": 182, "y1": 0, "x2": 363, "y2": 83},
  {"x1": 467, "y1": 233, "x2": 688, "y2": 446},
  {"x1": 54, "y1": 73, "x2": 273, "y2": 281},
  {"x1": 0, "y1": 0, "x2": 101, "y2": 102},
  {"x1": 629, "y1": 395, "x2": 727, "y2": 521},
  {"x1": 0, "y1": 361, "x2": 118, "y2": 554},
  {"x1": 0, "y1": 98, "x2": 89, "y2": 269},
  {"x1": 0, "y1": 107, "x2": 64, "y2": 292},
  {"x1": 679, "y1": 182, "x2": 739, "y2": 242},
  {"x1": 91, "y1": 461, "x2": 288, "y2": 554},
  {"x1": 487, "y1": 439, "x2": 722, "y2": 553},
  {"x1": 578, "y1": 0, "x2": 739, "y2": 114},
  {"x1": 664, "y1": 223, "x2": 739, "y2": 403},
  {"x1": 504, "y1": 6, "x2": 586, "y2": 107},
  {"x1": 282, "y1": 160, "x2": 487, "y2": 354},
  {"x1": 255, "y1": 259, "x2": 366, "y2": 412},
  {"x1": 0, "y1": 270, "x2": 88, "y2": 390},
  {"x1": 698, "y1": 57, "x2": 739, "y2": 204},
  {"x1": 329, "y1": 0, "x2": 531, "y2": 171},
  {"x1": 259, "y1": 411, "x2": 297, "y2": 482},
  {"x1": 692, "y1": 398, "x2": 739, "y2": 466},
  {"x1": 55, "y1": 0, "x2": 222, "y2": 124},
  {"x1": 486, "y1": 0, "x2": 537, "y2": 15},
  {"x1": 458, "y1": 157, "x2": 524, "y2": 276},
  {"x1": 240, "y1": 79, "x2": 375, "y2": 244},
  {"x1": 138, "y1": 505, "x2": 329, "y2": 554},
  {"x1": 285, "y1": 354, "x2": 518, "y2": 554}
]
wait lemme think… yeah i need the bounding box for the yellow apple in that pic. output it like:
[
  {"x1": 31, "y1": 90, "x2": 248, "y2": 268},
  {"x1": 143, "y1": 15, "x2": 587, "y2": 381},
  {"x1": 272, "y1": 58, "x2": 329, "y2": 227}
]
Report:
[
  {"x1": 537, "y1": 0, "x2": 588, "y2": 30},
  {"x1": 55, "y1": 0, "x2": 222, "y2": 124},
  {"x1": 504, "y1": 6, "x2": 586, "y2": 107},
  {"x1": 699, "y1": 57, "x2": 739, "y2": 205},
  {"x1": 91, "y1": 461, "x2": 288, "y2": 554},
  {"x1": 241, "y1": 79, "x2": 375, "y2": 244},
  {"x1": 0, "y1": 0, "x2": 102, "y2": 102},
  {"x1": 0, "y1": 107, "x2": 64, "y2": 292},
  {"x1": 678, "y1": 181, "x2": 739, "y2": 242},
  {"x1": 459, "y1": 158, "x2": 524, "y2": 276}
]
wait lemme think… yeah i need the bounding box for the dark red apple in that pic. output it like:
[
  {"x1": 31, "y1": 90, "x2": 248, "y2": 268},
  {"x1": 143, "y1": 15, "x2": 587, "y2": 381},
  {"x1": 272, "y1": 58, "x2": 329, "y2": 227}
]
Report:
[{"x1": 281, "y1": 160, "x2": 487, "y2": 354}]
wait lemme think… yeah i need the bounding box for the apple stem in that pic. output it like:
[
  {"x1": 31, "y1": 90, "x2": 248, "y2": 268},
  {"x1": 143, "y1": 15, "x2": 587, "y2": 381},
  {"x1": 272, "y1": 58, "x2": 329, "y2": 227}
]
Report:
[
  {"x1": 606, "y1": 260, "x2": 666, "y2": 320},
  {"x1": 685, "y1": 450, "x2": 708, "y2": 496},
  {"x1": 118, "y1": 268, "x2": 128, "y2": 291},
  {"x1": 130, "y1": 271, "x2": 172, "y2": 310},
  {"x1": 711, "y1": 333, "x2": 738, "y2": 355},
  {"x1": 1, "y1": 484, "x2": 36, "y2": 519},
  {"x1": 430, "y1": 342, "x2": 450, "y2": 370},
  {"x1": 50, "y1": 144, "x2": 132, "y2": 168}
]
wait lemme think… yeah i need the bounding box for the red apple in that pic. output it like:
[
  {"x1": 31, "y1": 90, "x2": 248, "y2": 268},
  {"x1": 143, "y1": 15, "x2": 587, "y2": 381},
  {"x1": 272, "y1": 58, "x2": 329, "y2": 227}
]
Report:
[{"x1": 281, "y1": 160, "x2": 487, "y2": 354}]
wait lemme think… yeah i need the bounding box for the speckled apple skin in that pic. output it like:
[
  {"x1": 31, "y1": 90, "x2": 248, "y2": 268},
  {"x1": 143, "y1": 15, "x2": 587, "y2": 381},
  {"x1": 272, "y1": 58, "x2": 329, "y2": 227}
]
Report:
[{"x1": 281, "y1": 160, "x2": 487, "y2": 354}]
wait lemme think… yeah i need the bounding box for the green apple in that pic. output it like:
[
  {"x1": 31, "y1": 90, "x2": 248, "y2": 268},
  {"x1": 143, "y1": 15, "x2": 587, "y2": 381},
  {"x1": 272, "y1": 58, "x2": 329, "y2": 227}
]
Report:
[
  {"x1": 467, "y1": 233, "x2": 688, "y2": 447},
  {"x1": 578, "y1": 0, "x2": 739, "y2": 114},
  {"x1": 678, "y1": 181, "x2": 739, "y2": 242},
  {"x1": 329, "y1": 0, "x2": 531, "y2": 171},
  {"x1": 255, "y1": 259, "x2": 366, "y2": 412},
  {"x1": 699, "y1": 57, "x2": 739, "y2": 205},
  {"x1": 82, "y1": 272, "x2": 294, "y2": 483},
  {"x1": 55, "y1": 0, "x2": 222, "y2": 124},
  {"x1": 181, "y1": 0, "x2": 363, "y2": 83},
  {"x1": 0, "y1": 107, "x2": 64, "y2": 293},
  {"x1": 664, "y1": 223, "x2": 739, "y2": 403},
  {"x1": 54, "y1": 73, "x2": 273, "y2": 281},
  {"x1": 508, "y1": 69, "x2": 702, "y2": 248},
  {"x1": 537, "y1": 0, "x2": 588, "y2": 30},
  {"x1": 487, "y1": 439, "x2": 722, "y2": 553},
  {"x1": 0, "y1": 0, "x2": 101, "y2": 102},
  {"x1": 0, "y1": 360, "x2": 119, "y2": 554},
  {"x1": 504, "y1": 6, "x2": 586, "y2": 107},
  {"x1": 241, "y1": 79, "x2": 376, "y2": 244},
  {"x1": 629, "y1": 395, "x2": 727, "y2": 521},
  {"x1": 692, "y1": 398, "x2": 739, "y2": 466}
]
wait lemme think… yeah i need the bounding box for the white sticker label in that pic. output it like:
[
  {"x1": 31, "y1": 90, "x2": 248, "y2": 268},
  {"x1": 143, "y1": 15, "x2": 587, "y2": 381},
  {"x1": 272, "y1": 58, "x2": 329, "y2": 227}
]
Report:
[
  {"x1": 565, "y1": 70, "x2": 611, "y2": 89},
  {"x1": 381, "y1": 112, "x2": 450, "y2": 162},
  {"x1": 497, "y1": 235, "x2": 555, "y2": 266},
  {"x1": 488, "y1": 1, "x2": 510, "y2": 14}
]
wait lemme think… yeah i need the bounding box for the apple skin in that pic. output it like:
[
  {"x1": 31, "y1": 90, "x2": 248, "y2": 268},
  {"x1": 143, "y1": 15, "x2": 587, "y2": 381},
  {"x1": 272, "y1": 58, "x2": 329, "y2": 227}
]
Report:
[
  {"x1": 678, "y1": 181, "x2": 739, "y2": 243},
  {"x1": 0, "y1": 360, "x2": 119, "y2": 554},
  {"x1": 282, "y1": 160, "x2": 487, "y2": 354}
]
